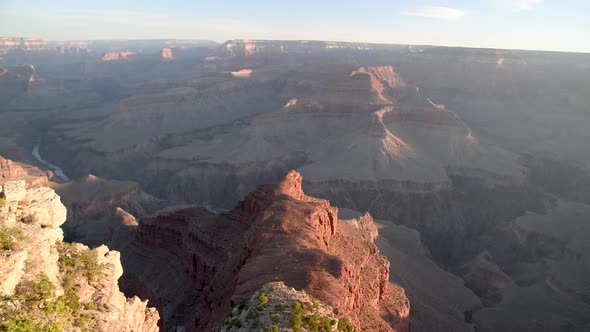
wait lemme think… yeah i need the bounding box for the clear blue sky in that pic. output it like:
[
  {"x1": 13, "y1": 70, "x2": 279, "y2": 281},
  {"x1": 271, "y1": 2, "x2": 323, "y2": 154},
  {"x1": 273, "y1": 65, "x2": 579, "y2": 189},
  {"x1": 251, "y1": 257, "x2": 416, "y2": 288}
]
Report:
[{"x1": 1, "y1": 0, "x2": 589, "y2": 52}]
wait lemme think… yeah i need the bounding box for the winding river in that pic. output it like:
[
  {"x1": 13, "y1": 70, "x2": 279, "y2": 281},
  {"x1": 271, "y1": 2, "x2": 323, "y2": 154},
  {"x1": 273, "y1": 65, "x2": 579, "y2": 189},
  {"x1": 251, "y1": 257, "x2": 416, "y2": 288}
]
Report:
[{"x1": 32, "y1": 141, "x2": 70, "y2": 181}]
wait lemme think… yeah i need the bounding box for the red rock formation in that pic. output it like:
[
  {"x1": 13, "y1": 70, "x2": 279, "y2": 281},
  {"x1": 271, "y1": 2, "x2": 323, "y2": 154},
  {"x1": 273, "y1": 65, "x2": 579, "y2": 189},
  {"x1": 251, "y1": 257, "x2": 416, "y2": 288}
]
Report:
[
  {"x1": 351, "y1": 65, "x2": 405, "y2": 102},
  {"x1": 123, "y1": 170, "x2": 410, "y2": 331},
  {"x1": 161, "y1": 48, "x2": 173, "y2": 60},
  {"x1": 101, "y1": 51, "x2": 137, "y2": 61},
  {"x1": 234, "y1": 170, "x2": 410, "y2": 331},
  {"x1": 0, "y1": 37, "x2": 49, "y2": 54},
  {"x1": 0, "y1": 155, "x2": 51, "y2": 187},
  {"x1": 286, "y1": 65, "x2": 416, "y2": 113}
]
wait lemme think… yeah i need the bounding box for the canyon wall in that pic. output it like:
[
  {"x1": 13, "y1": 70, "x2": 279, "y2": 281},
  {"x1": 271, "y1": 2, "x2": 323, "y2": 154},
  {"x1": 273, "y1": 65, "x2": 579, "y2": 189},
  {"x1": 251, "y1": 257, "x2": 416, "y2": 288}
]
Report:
[
  {"x1": 0, "y1": 37, "x2": 49, "y2": 54},
  {"x1": 0, "y1": 179, "x2": 159, "y2": 331},
  {"x1": 120, "y1": 171, "x2": 410, "y2": 331}
]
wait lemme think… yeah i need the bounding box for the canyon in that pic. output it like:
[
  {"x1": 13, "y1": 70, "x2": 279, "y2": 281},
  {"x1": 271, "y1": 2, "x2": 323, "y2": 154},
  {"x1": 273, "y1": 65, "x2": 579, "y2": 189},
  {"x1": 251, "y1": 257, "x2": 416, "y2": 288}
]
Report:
[{"x1": 1, "y1": 37, "x2": 589, "y2": 331}]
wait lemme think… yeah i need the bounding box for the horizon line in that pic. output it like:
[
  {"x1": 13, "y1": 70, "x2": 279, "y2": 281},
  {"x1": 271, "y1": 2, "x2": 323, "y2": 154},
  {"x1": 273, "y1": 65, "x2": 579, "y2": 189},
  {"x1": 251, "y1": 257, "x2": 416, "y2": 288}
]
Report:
[{"x1": 2, "y1": 35, "x2": 589, "y2": 55}]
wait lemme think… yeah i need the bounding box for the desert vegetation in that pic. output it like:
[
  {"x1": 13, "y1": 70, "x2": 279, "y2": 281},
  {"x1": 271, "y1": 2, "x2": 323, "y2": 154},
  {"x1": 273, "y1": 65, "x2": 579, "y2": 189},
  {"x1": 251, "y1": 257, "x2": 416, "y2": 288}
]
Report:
[
  {"x1": 222, "y1": 285, "x2": 355, "y2": 332},
  {"x1": 0, "y1": 242, "x2": 104, "y2": 331},
  {"x1": 0, "y1": 224, "x2": 24, "y2": 251}
]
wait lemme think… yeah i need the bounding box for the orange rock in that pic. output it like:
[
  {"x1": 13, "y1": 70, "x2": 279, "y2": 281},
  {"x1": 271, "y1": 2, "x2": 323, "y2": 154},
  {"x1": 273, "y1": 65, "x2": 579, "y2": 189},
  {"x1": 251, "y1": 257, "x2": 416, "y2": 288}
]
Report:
[
  {"x1": 127, "y1": 170, "x2": 410, "y2": 331},
  {"x1": 161, "y1": 47, "x2": 173, "y2": 60}
]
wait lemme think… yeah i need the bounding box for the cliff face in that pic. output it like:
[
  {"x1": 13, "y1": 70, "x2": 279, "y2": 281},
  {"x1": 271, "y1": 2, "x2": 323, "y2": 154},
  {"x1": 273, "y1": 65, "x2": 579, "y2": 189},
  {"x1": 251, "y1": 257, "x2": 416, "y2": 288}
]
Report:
[
  {"x1": 161, "y1": 48, "x2": 173, "y2": 60},
  {"x1": 0, "y1": 154, "x2": 164, "y2": 247},
  {"x1": 216, "y1": 39, "x2": 394, "y2": 58},
  {"x1": 121, "y1": 171, "x2": 410, "y2": 331},
  {"x1": 101, "y1": 51, "x2": 137, "y2": 61},
  {"x1": 121, "y1": 65, "x2": 523, "y2": 216},
  {"x1": 52, "y1": 174, "x2": 165, "y2": 246},
  {"x1": 0, "y1": 37, "x2": 49, "y2": 54},
  {"x1": 0, "y1": 180, "x2": 160, "y2": 331},
  {"x1": 0, "y1": 155, "x2": 51, "y2": 187}
]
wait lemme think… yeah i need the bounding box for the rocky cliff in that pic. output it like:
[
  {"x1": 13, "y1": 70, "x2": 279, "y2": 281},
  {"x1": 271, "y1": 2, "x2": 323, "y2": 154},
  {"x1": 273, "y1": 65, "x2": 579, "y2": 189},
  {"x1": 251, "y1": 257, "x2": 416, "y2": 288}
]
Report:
[
  {"x1": 216, "y1": 39, "x2": 399, "y2": 58},
  {"x1": 101, "y1": 51, "x2": 138, "y2": 61},
  {"x1": 0, "y1": 154, "x2": 164, "y2": 247},
  {"x1": 161, "y1": 48, "x2": 173, "y2": 60},
  {"x1": 0, "y1": 179, "x2": 160, "y2": 331},
  {"x1": 139, "y1": 65, "x2": 522, "y2": 210},
  {"x1": 52, "y1": 174, "x2": 166, "y2": 246},
  {"x1": 0, "y1": 155, "x2": 51, "y2": 187},
  {"x1": 0, "y1": 37, "x2": 49, "y2": 54},
  {"x1": 120, "y1": 171, "x2": 410, "y2": 331},
  {"x1": 218, "y1": 281, "x2": 355, "y2": 332}
]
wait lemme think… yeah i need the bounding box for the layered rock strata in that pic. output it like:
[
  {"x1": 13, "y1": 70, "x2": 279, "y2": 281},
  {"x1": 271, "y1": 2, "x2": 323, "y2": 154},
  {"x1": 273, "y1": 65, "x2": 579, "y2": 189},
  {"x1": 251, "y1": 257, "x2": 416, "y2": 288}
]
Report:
[
  {"x1": 121, "y1": 171, "x2": 410, "y2": 331},
  {"x1": 0, "y1": 180, "x2": 160, "y2": 331}
]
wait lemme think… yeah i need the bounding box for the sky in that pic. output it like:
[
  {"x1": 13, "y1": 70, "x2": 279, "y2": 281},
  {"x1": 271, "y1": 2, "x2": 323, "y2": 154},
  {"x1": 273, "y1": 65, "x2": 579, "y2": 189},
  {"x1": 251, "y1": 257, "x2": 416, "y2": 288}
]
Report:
[{"x1": 1, "y1": 0, "x2": 589, "y2": 53}]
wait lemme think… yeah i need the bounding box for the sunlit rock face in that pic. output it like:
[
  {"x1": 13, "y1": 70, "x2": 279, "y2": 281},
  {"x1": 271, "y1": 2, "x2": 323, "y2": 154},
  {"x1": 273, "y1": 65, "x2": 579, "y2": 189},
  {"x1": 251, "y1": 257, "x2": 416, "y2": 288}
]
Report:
[
  {"x1": 0, "y1": 178, "x2": 160, "y2": 331},
  {"x1": 0, "y1": 37, "x2": 49, "y2": 54},
  {"x1": 101, "y1": 51, "x2": 137, "y2": 61},
  {"x1": 120, "y1": 171, "x2": 410, "y2": 331},
  {"x1": 161, "y1": 47, "x2": 173, "y2": 60}
]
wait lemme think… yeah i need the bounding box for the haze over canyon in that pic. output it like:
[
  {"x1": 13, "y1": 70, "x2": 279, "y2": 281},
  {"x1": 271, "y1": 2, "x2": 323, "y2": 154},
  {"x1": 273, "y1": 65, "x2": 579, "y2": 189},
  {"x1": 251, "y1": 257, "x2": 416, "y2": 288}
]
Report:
[{"x1": 0, "y1": 34, "x2": 589, "y2": 332}]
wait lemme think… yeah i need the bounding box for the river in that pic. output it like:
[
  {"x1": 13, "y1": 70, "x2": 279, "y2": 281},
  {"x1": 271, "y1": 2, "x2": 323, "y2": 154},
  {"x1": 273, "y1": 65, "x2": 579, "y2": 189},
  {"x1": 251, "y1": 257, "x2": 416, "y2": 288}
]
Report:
[{"x1": 32, "y1": 141, "x2": 70, "y2": 181}]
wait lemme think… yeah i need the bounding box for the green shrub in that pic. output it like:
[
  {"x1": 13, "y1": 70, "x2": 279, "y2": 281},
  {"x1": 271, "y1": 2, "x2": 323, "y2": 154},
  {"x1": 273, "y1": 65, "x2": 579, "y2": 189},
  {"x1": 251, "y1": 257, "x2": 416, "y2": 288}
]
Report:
[
  {"x1": 44, "y1": 298, "x2": 73, "y2": 326},
  {"x1": 73, "y1": 313, "x2": 91, "y2": 328},
  {"x1": 16, "y1": 273, "x2": 55, "y2": 303},
  {"x1": 319, "y1": 316, "x2": 335, "y2": 332},
  {"x1": 273, "y1": 304, "x2": 282, "y2": 311},
  {"x1": 290, "y1": 302, "x2": 305, "y2": 332},
  {"x1": 237, "y1": 299, "x2": 249, "y2": 312},
  {"x1": 0, "y1": 227, "x2": 25, "y2": 251},
  {"x1": 246, "y1": 309, "x2": 257, "y2": 321},
  {"x1": 57, "y1": 243, "x2": 103, "y2": 284},
  {"x1": 0, "y1": 231, "x2": 12, "y2": 250},
  {"x1": 261, "y1": 325, "x2": 279, "y2": 332},
  {"x1": 0, "y1": 245, "x2": 105, "y2": 331},
  {"x1": 228, "y1": 318, "x2": 242, "y2": 328},
  {"x1": 257, "y1": 292, "x2": 268, "y2": 307},
  {"x1": 82, "y1": 302, "x2": 98, "y2": 311},
  {"x1": 270, "y1": 312, "x2": 281, "y2": 323},
  {"x1": 0, "y1": 260, "x2": 91, "y2": 332},
  {"x1": 0, "y1": 317, "x2": 61, "y2": 332},
  {"x1": 307, "y1": 310, "x2": 320, "y2": 332},
  {"x1": 19, "y1": 215, "x2": 35, "y2": 224},
  {"x1": 62, "y1": 289, "x2": 80, "y2": 312},
  {"x1": 337, "y1": 317, "x2": 354, "y2": 332}
]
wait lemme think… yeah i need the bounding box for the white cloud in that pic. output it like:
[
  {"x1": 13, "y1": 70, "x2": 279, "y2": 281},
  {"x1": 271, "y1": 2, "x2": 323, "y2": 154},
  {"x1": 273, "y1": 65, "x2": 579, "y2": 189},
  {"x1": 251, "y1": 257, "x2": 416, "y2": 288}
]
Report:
[
  {"x1": 401, "y1": 6, "x2": 465, "y2": 21},
  {"x1": 495, "y1": 0, "x2": 544, "y2": 11}
]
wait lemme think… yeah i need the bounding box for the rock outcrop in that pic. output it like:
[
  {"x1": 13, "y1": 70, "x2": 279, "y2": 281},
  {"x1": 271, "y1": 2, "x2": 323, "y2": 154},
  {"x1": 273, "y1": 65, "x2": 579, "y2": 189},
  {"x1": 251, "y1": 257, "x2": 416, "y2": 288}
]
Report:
[
  {"x1": 0, "y1": 37, "x2": 49, "y2": 54},
  {"x1": 0, "y1": 155, "x2": 51, "y2": 187},
  {"x1": 161, "y1": 48, "x2": 173, "y2": 60},
  {"x1": 0, "y1": 180, "x2": 160, "y2": 331},
  {"x1": 101, "y1": 51, "x2": 137, "y2": 61},
  {"x1": 52, "y1": 174, "x2": 165, "y2": 246},
  {"x1": 216, "y1": 39, "x2": 395, "y2": 58},
  {"x1": 218, "y1": 281, "x2": 351, "y2": 332},
  {"x1": 121, "y1": 171, "x2": 410, "y2": 331}
]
